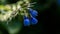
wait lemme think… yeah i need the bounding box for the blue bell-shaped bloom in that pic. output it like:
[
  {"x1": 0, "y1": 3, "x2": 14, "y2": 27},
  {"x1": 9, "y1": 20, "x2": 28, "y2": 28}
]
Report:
[
  {"x1": 23, "y1": 16, "x2": 30, "y2": 26},
  {"x1": 29, "y1": 8, "x2": 38, "y2": 17},
  {"x1": 30, "y1": 17, "x2": 38, "y2": 25}
]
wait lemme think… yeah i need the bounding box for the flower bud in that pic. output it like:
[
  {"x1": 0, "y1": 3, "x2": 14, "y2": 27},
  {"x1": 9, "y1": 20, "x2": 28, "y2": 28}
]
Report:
[
  {"x1": 30, "y1": 17, "x2": 38, "y2": 24},
  {"x1": 29, "y1": 8, "x2": 38, "y2": 17}
]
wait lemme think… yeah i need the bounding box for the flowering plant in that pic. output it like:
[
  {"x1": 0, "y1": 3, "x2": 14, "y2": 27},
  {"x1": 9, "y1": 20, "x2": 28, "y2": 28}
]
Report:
[{"x1": 0, "y1": 0, "x2": 38, "y2": 34}]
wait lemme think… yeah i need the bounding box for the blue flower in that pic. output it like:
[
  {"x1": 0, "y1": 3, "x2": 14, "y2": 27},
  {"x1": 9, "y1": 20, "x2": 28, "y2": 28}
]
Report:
[
  {"x1": 29, "y1": 8, "x2": 38, "y2": 17},
  {"x1": 30, "y1": 17, "x2": 38, "y2": 25},
  {"x1": 23, "y1": 16, "x2": 30, "y2": 26},
  {"x1": 23, "y1": 8, "x2": 38, "y2": 26}
]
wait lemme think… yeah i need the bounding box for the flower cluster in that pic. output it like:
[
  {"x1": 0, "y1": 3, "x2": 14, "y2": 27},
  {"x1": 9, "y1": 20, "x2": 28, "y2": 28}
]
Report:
[
  {"x1": 23, "y1": 8, "x2": 38, "y2": 26},
  {"x1": 17, "y1": 0, "x2": 38, "y2": 26},
  {"x1": 0, "y1": 0, "x2": 38, "y2": 26}
]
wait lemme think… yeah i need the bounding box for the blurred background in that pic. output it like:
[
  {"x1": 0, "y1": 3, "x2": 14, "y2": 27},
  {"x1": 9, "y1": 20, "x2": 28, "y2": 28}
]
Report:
[{"x1": 0, "y1": 0, "x2": 58, "y2": 34}]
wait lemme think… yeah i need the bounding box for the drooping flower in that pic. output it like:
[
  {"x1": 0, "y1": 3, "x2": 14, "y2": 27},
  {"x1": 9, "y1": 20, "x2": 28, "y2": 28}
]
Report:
[
  {"x1": 23, "y1": 8, "x2": 38, "y2": 26},
  {"x1": 30, "y1": 17, "x2": 38, "y2": 25},
  {"x1": 23, "y1": 16, "x2": 30, "y2": 26},
  {"x1": 29, "y1": 8, "x2": 38, "y2": 17}
]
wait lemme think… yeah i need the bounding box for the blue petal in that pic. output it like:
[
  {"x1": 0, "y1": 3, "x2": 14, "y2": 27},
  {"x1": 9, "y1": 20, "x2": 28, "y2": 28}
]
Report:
[
  {"x1": 30, "y1": 17, "x2": 38, "y2": 24},
  {"x1": 29, "y1": 9, "x2": 38, "y2": 17},
  {"x1": 24, "y1": 18, "x2": 30, "y2": 26}
]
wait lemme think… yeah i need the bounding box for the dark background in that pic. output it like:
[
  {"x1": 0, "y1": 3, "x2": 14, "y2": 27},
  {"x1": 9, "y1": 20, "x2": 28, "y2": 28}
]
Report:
[{"x1": 0, "y1": 0, "x2": 58, "y2": 34}]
